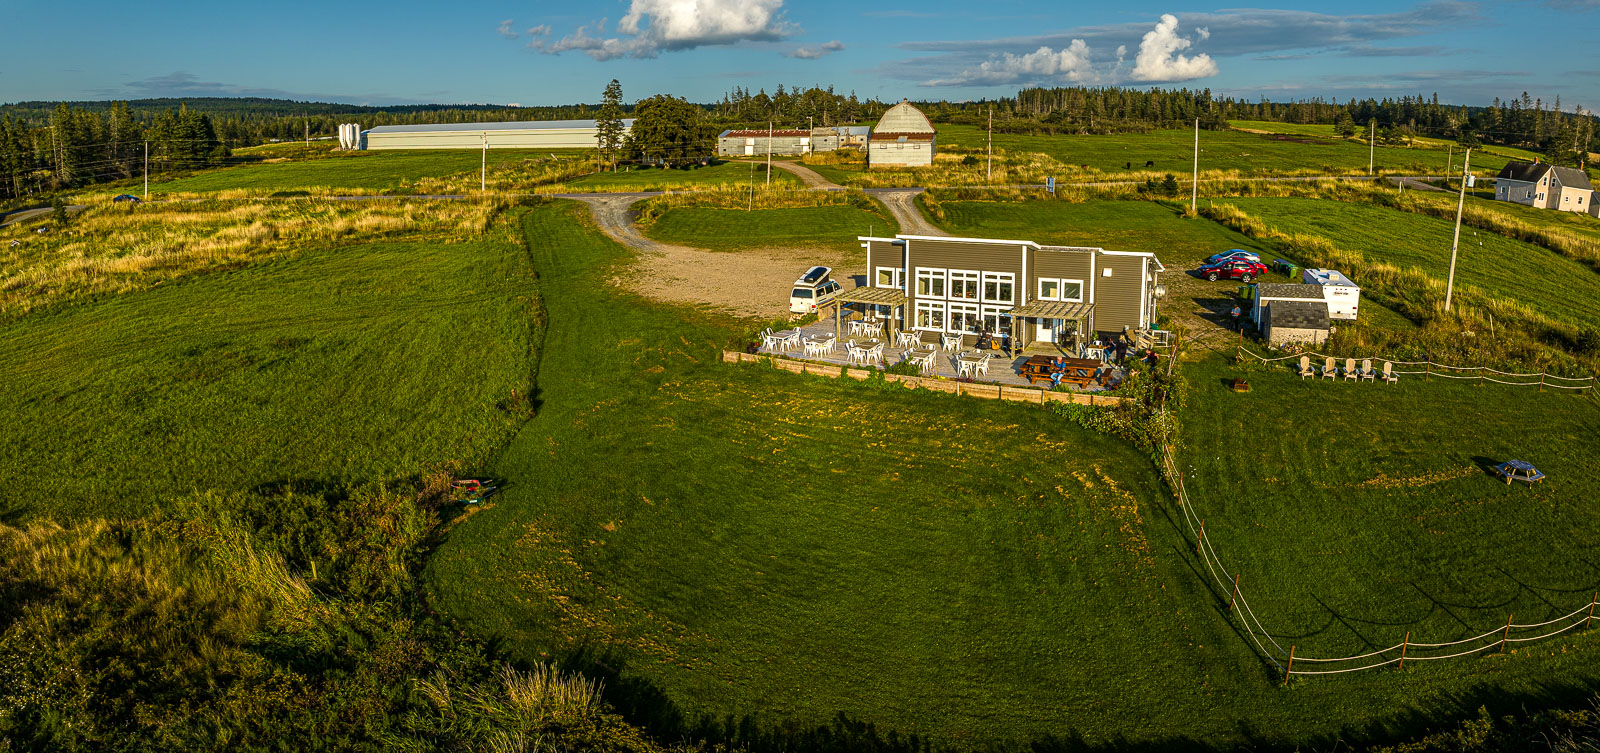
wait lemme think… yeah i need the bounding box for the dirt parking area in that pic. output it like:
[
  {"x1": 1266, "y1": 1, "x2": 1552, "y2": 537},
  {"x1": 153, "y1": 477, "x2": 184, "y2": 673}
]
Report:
[{"x1": 574, "y1": 195, "x2": 858, "y2": 319}]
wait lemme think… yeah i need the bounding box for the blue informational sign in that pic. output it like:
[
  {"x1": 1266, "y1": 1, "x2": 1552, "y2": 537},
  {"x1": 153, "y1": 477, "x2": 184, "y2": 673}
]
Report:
[{"x1": 1046, "y1": 176, "x2": 1055, "y2": 193}]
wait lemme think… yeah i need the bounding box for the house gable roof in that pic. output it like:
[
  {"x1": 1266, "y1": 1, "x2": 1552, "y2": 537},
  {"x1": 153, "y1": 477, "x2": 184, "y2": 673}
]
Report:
[
  {"x1": 1257, "y1": 283, "x2": 1326, "y2": 300},
  {"x1": 1549, "y1": 165, "x2": 1594, "y2": 191},
  {"x1": 1267, "y1": 300, "x2": 1330, "y2": 330},
  {"x1": 1496, "y1": 161, "x2": 1550, "y2": 183}
]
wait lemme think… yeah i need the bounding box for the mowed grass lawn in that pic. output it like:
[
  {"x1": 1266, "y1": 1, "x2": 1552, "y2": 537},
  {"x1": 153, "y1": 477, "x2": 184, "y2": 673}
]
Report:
[
  {"x1": 564, "y1": 160, "x2": 801, "y2": 190},
  {"x1": 0, "y1": 229, "x2": 536, "y2": 518},
  {"x1": 153, "y1": 149, "x2": 571, "y2": 193},
  {"x1": 1230, "y1": 120, "x2": 1556, "y2": 165},
  {"x1": 425, "y1": 201, "x2": 1600, "y2": 747},
  {"x1": 934, "y1": 124, "x2": 1511, "y2": 176},
  {"x1": 1224, "y1": 197, "x2": 1600, "y2": 331},
  {"x1": 1180, "y1": 357, "x2": 1600, "y2": 664},
  {"x1": 640, "y1": 204, "x2": 898, "y2": 253}
]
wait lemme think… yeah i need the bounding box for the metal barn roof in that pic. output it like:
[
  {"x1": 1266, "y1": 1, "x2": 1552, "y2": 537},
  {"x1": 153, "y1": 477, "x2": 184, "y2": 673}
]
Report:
[
  {"x1": 874, "y1": 100, "x2": 935, "y2": 134},
  {"x1": 365, "y1": 119, "x2": 635, "y2": 135}
]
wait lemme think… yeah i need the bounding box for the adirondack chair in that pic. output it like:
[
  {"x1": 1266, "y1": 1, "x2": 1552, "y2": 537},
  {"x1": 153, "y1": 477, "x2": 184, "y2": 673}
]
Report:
[
  {"x1": 1380, "y1": 361, "x2": 1398, "y2": 384},
  {"x1": 1297, "y1": 356, "x2": 1314, "y2": 379},
  {"x1": 1360, "y1": 359, "x2": 1375, "y2": 381},
  {"x1": 1322, "y1": 357, "x2": 1337, "y2": 380},
  {"x1": 1343, "y1": 358, "x2": 1358, "y2": 381}
]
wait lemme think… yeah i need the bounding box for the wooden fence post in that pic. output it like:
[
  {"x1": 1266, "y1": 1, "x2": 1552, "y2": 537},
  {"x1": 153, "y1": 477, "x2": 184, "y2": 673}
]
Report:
[
  {"x1": 1478, "y1": 369, "x2": 1484, "y2": 387},
  {"x1": 1229, "y1": 574, "x2": 1240, "y2": 612},
  {"x1": 1399, "y1": 632, "x2": 1410, "y2": 670},
  {"x1": 1500, "y1": 613, "x2": 1513, "y2": 652},
  {"x1": 1538, "y1": 369, "x2": 1546, "y2": 393},
  {"x1": 1196, "y1": 519, "x2": 1206, "y2": 556},
  {"x1": 1284, "y1": 645, "x2": 1296, "y2": 686},
  {"x1": 1588, "y1": 593, "x2": 1596, "y2": 629},
  {"x1": 1424, "y1": 360, "x2": 1431, "y2": 382}
]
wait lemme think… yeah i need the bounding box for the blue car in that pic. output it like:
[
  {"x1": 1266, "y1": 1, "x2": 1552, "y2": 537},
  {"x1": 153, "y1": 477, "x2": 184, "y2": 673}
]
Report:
[
  {"x1": 1203, "y1": 249, "x2": 1259, "y2": 265},
  {"x1": 112, "y1": 194, "x2": 141, "y2": 203}
]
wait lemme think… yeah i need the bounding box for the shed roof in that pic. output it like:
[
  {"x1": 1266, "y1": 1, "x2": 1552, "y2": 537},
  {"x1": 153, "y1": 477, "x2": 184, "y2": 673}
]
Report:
[
  {"x1": 721, "y1": 129, "x2": 810, "y2": 138},
  {"x1": 834, "y1": 286, "x2": 907, "y2": 306},
  {"x1": 1257, "y1": 283, "x2": 1326, "y2": 300},
  {"x1": 365, "y1": 118, "x2": 634, "y2": 135},
  {"x1": 874, "y1": 100, "x2": 935, "y2": 134},
  {"x1": 1266, "y1": 300, "x2": 1330, "y2": 330}
]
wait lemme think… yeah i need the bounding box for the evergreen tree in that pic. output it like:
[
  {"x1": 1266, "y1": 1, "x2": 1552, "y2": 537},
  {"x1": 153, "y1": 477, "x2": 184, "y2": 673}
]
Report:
[{"x1": 596, "y1": 80, "x2": 625, "y2": 171}]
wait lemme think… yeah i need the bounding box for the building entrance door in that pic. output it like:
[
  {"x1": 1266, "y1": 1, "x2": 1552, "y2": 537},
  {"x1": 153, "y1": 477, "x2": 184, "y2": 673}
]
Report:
[{"x1": 1036, "y1": 319, "x2": 1058, "y2": 343}]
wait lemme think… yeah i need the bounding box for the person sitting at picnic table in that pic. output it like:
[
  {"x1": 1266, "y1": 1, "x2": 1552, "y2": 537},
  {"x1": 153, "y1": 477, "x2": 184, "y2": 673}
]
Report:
[{"x1": 1049, "y1": 356, "x2": 1068, "y2": 387}]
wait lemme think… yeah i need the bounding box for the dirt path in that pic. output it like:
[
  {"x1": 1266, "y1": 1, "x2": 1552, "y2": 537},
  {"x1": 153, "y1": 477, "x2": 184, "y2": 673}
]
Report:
[
  {"x1": 735, "y1": 160, "x2": 843, "y2": 190},
  {"x1": 867, "y1": 189, "x2": 947, "y2": 236},
  {"x1": 570, "y1": 194, "x2": 850, "y2": 319}
]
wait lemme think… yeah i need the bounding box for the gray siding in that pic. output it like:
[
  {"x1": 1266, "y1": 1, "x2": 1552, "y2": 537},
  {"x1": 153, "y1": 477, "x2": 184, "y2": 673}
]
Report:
[
  {"x1": 1030, "y1": 249, "x2": 1094, "y2": 296},
  {"x1": 1093, "y1": 255, "x2": 1146, "y2": 333}
]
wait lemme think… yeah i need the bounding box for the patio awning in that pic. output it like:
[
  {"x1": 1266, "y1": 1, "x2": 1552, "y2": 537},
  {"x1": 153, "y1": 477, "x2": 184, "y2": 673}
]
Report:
[
  {"x1": 1011, "y1": 300, "x2": 1093, "y2": 320},
  {"x1": 834, "y1": 287, "x2": 908, "y2": 306}
]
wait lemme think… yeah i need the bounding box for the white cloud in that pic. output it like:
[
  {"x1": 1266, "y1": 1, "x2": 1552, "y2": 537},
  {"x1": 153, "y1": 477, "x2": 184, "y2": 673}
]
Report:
[
  {"x1": 546, "y1": 0, "x2": 793, "y2": 60},
  {"x1": 497, "y1": 19, "x2": 518, "y2": 39},
  {"x1": 786, "y1": 40, "x2": 845, "y2": 59},
  {"x1": 1131, "y1": 14, "x2": 1218, "y2": 82},
  {"x1": 526, "y1": 24, "x2": 550, "y2": 36},
  {"x1": 926, "y1": 40, "x2": 1094, "y2": 87}
]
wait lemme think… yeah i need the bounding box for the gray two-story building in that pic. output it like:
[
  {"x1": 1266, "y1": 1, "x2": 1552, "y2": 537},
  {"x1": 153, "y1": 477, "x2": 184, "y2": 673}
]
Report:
[{"x1": 846, "y1": 234, "x2": 1164, "y2": 350}]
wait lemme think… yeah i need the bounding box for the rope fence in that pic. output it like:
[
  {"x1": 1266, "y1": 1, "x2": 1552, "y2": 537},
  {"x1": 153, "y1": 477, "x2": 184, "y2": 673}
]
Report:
[
  {"x1": 1236, "y1": 345, "x2": 1596, "y2": 392},
  {"x1": 1158, "y1": 445, "x2": 1600, "y2": 684}
]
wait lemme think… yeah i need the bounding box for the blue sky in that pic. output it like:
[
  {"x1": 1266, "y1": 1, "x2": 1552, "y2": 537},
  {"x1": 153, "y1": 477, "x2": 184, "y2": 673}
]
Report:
[{"x1": 2, "y1": 0, "x2": 1597, "y2": 110}]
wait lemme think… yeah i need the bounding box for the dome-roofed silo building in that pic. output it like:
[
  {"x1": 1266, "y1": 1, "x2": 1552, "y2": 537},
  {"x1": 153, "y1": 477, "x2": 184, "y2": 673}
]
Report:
[{"x1": 869, "y1": 99, "x2": 936, "y2": 168}]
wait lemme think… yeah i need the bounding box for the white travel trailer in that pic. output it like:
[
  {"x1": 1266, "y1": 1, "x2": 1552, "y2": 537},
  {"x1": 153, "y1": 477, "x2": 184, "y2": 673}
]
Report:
[{"x1": 1302, "y1": 268, "x2": 1361, "y2": 321}]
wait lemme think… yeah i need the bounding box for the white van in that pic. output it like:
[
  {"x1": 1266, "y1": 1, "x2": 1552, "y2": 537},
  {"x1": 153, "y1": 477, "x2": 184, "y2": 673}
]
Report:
[{"x1": 789, "y1": 266, "x2": 840, "y2": 314}]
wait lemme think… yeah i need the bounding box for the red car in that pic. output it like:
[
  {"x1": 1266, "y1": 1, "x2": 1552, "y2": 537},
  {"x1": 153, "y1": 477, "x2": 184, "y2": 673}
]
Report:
[{"x1": 1198, "y1": 258, "x2": 1268, "y2": 283}]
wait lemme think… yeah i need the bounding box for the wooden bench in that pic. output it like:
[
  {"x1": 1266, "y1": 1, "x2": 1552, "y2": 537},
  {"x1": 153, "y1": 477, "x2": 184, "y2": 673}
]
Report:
[{"x1": 1019, "y1": 356, "x2": 1099, "y2": 388}]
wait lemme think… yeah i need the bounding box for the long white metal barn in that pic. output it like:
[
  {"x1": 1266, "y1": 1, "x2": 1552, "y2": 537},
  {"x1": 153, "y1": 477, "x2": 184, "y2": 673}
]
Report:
[{"x1": 352, "y1": 119, "x2": 634, "y2": 150}]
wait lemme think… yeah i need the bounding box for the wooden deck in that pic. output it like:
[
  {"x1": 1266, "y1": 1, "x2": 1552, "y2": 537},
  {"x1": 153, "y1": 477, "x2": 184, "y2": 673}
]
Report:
[{"x1": 759, "y1": 319, "x2": 1122, "y2": 391}]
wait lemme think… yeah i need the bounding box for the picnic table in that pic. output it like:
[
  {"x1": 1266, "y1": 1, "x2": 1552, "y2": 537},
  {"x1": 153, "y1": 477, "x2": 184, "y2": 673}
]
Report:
[{"x1": 1018, "y1": 355, "x2": 1100, "y2": 388}]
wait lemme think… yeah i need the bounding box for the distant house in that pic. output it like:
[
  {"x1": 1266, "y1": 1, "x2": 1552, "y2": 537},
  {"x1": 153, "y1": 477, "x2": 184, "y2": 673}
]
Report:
[
  {"x1": 1262, "y1": 300, "x2": 1330, "y2": 347},
  {"x1": 1493, "y1": 161, "x2": 1594, "y2": 214},
  {"x1": 356, "y1": 119, "x2": 634, "y2": 150},
  {"x1": 715, "y1": 127, "x2": 862, "y2": 158},
  {"x1": 1591, "y1": 190, "x2": 1600, "y2": 219},
  {"x1": 869, "y1": 100, "x2": 937, "y2": 168}
]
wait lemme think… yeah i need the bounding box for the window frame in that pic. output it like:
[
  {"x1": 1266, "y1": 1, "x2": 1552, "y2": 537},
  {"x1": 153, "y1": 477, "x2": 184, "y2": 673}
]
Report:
[
  {"x1": 948, "y1": 269, "x2": 981, "y2": 301},
  {"x1": 947, "y1": 301, "x2": 981, "y2": 334},
  {"x1": 979, "y1": 305, "x2": 1013, "y2": 337},
  {"x1": 876, "y1": 266, "x2": 904, "y2": 289},
  {"x1": 981, "y1": 271, "x2": 1015, "y2": 304},
  {"x1": 914, "y1": 300, "x2": 946, "y2": 331},
  {"x1": 915, "y1": 267, "x2": 947, "y2": 298}
]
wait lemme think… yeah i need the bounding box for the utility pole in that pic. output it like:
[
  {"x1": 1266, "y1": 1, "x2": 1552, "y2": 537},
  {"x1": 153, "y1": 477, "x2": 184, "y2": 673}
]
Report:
[
  {"x1": 1369, "y1": 120, "x2": 1375, "y2": 176},
  {"x1": 765, "y1": 121, "x2": 773, "y2": 187},
  {"x1": 1191, "y1": 118, "x2": 1199, "y2": 215},
  {"x1": 143, "y1": 141, "x2": 149, "y2": 200},
  {"x1": 481, "y1": 134, "x2": 488, "y2": 192},
  {"x1": 987, "y1": 106, "x2": 993, "y2": 183},
  {"x1": 305, "y1": 116, "x2": 310, "y2": 153},
  {"x1": 1445, "y1": 148, "x2": 1471, "y2": 312},
  {"x1": 748, "y1": 162, "x2": 754, "y2": 211}
]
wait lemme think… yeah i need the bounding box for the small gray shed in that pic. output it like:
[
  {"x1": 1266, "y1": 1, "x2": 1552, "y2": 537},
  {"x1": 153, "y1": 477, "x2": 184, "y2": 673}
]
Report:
[{"x1": 1263, "y1": 300, "x2": 1330, "y2": 347}]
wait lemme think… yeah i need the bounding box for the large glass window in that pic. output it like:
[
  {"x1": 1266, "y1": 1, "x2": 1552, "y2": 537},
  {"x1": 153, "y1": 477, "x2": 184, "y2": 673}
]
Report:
[
  {"x1": 982, "y1": 272, "x2": 1014, "y2": 304},
  {"x1": 915, "y1": 268, "x2": 946, "y2": 298},
  {"x1": 980, "y1": 306, "x2": 1013, "y2": 337},
  {"x1": 914, "y1": 301, "x2": 946, "y2": 330},
  {"x1": 1036, "y1": 278, "x2": 1084, "y2": 302},
  {"x1": 876, "y1": 266, "x2": 903, "y2": 289},
  {"x1": 949, "y1": 270, "x2": 980, "y2": 301},
  {"x1": 948, "y1": 302, "x2": 981, "y2": 334}
]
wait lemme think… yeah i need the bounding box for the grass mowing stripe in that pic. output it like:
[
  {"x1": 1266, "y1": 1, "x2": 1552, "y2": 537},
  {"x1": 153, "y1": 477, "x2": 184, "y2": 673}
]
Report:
[{"x1": 0, "y1": 227, "x2": 537, "y2": 518}]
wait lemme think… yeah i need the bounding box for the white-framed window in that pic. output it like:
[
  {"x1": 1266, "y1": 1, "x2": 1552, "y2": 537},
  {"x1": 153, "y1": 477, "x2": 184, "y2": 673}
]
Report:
[
  {"x1": 914, "y1": 300, "x2": 946, "y2": 330},
  {"x1": 915, "y1": 267, "x2": 946, "y2": 298},
  {"x1": 981, "y1": 272, "x2": 1015, "y2": 304},
  {"x1": 1036, "y1": 277, "x2": 1084, "y2": 302},
  {"x1": 980, "y1": 305, "x2": 1013, "y2": 337},
  {"x1": 948, "y1": 302, "x2": 981, "y2": 334},
  {"x1": 876, "y1": 266, "x2": 903, "y2": 289},
  {"x1": 948, "y1": 270, "x2": 980, "y2": 301}
]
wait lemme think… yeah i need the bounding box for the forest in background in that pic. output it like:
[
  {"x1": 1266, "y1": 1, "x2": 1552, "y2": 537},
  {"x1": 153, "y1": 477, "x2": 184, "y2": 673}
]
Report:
[{"x1": 1, "y1": 85, "x2": 1594, "y2": 201}]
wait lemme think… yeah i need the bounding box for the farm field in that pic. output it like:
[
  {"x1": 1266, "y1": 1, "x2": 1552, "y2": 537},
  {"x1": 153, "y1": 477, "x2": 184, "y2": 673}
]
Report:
[
  {"x1": 150, "y1": 149, "x2": 576, "y2": 194},
  {"x1": 1223, "y1": 197, "x2": 1600, "y2": 331},
  {"x1": 639, "y1": 203, "x2": 897, "y2": 254},
  {"x1": 934, "y1": 124, "x2": 1513, "y2": 177},
  {"x1": 424, "y1": 201, "x2": 1600, "y2": 748},
  {"x1": 1230, "y1": 120, "x2": 1553, "y2": 165},
  {"x1": 1179, "y1": 356, "x2": 1600, "y2": 666},
  {"x1": 563, "y1": 160, "x2": 801, "y2": 190},
  {"x1": 0, "y1": 225, "x2": 536, "y2": 518}
]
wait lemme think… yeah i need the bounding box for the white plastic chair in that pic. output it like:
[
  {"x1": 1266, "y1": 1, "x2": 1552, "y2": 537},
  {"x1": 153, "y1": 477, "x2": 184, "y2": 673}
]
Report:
[
  {"x1": 897, "y1": 331, "x2": 921, "y2": 349},
  {"x1": 977, "y1": 354, "x2": 991, "y2": 377},
  {"x1": 941, "y1": 333, "x2": 961, "y2": 352}
]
